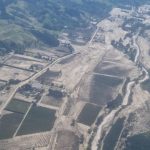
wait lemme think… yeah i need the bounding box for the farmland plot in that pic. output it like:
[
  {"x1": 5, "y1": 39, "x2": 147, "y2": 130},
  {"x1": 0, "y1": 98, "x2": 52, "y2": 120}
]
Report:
[{"x1": 17, "y1": 106, "x2": 56, "y2": 135}]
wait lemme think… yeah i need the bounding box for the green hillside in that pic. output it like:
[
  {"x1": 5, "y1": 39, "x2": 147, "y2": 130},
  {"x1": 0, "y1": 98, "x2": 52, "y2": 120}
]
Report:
[{"x1": 0, "y1": 0, "x2": 149, "y2": 54}]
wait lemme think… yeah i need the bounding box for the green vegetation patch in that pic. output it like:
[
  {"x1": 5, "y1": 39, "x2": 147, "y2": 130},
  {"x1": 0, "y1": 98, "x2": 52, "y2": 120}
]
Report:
[
  {"x1": 78, "y1": 103, "x2": 101, "y2": 126},
  {"x1": 17, "y1": 105, "x2": 56, "y2": 135},
  {"x1": 5, "y1": 99, "x2": 31, "y2": 114},
  {"x1": 125, "y1": 131, "x2": 150, "y2": 150},
  {"x1": 0, "y1": 112, "x2": 24, "y2": 139}
]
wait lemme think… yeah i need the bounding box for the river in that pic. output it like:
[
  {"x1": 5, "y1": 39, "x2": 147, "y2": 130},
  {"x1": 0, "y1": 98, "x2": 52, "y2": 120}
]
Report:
[{"x1": 91, "y1": 31, "x2": 149, "y2": 150}]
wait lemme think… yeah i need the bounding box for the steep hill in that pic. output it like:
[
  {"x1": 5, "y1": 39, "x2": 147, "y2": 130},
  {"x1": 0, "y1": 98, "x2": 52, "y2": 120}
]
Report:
[{"x1": 0, "y1": 0, "x2": 149, "y2": 54}]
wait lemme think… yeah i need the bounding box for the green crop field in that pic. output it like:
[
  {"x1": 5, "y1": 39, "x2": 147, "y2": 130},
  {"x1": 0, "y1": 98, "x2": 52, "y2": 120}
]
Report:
[
  {"x1": 5, "y1": 99, "x2": 31, "y2": 114},
  {"x1": 17, "y1": 105, "x2": 56, "y2": 135},
  {"x1": 0, "y1": 112, "x2": 24, "y2": 139},
  {"x1": 89, "y1": 74, "x2": 123, "y2": 106},
  {"x1": 78, "y1": 103, "x2": 101, "y2": 126}
]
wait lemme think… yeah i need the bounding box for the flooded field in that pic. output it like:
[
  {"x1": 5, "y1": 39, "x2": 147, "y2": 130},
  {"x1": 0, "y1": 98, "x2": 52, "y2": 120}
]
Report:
[
  {"x1": 17, "y1": 106, "x2": 56, "y2": 135},
  {"x1": 78, "y1": 103, "x2": 101, "y2": 126}
]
